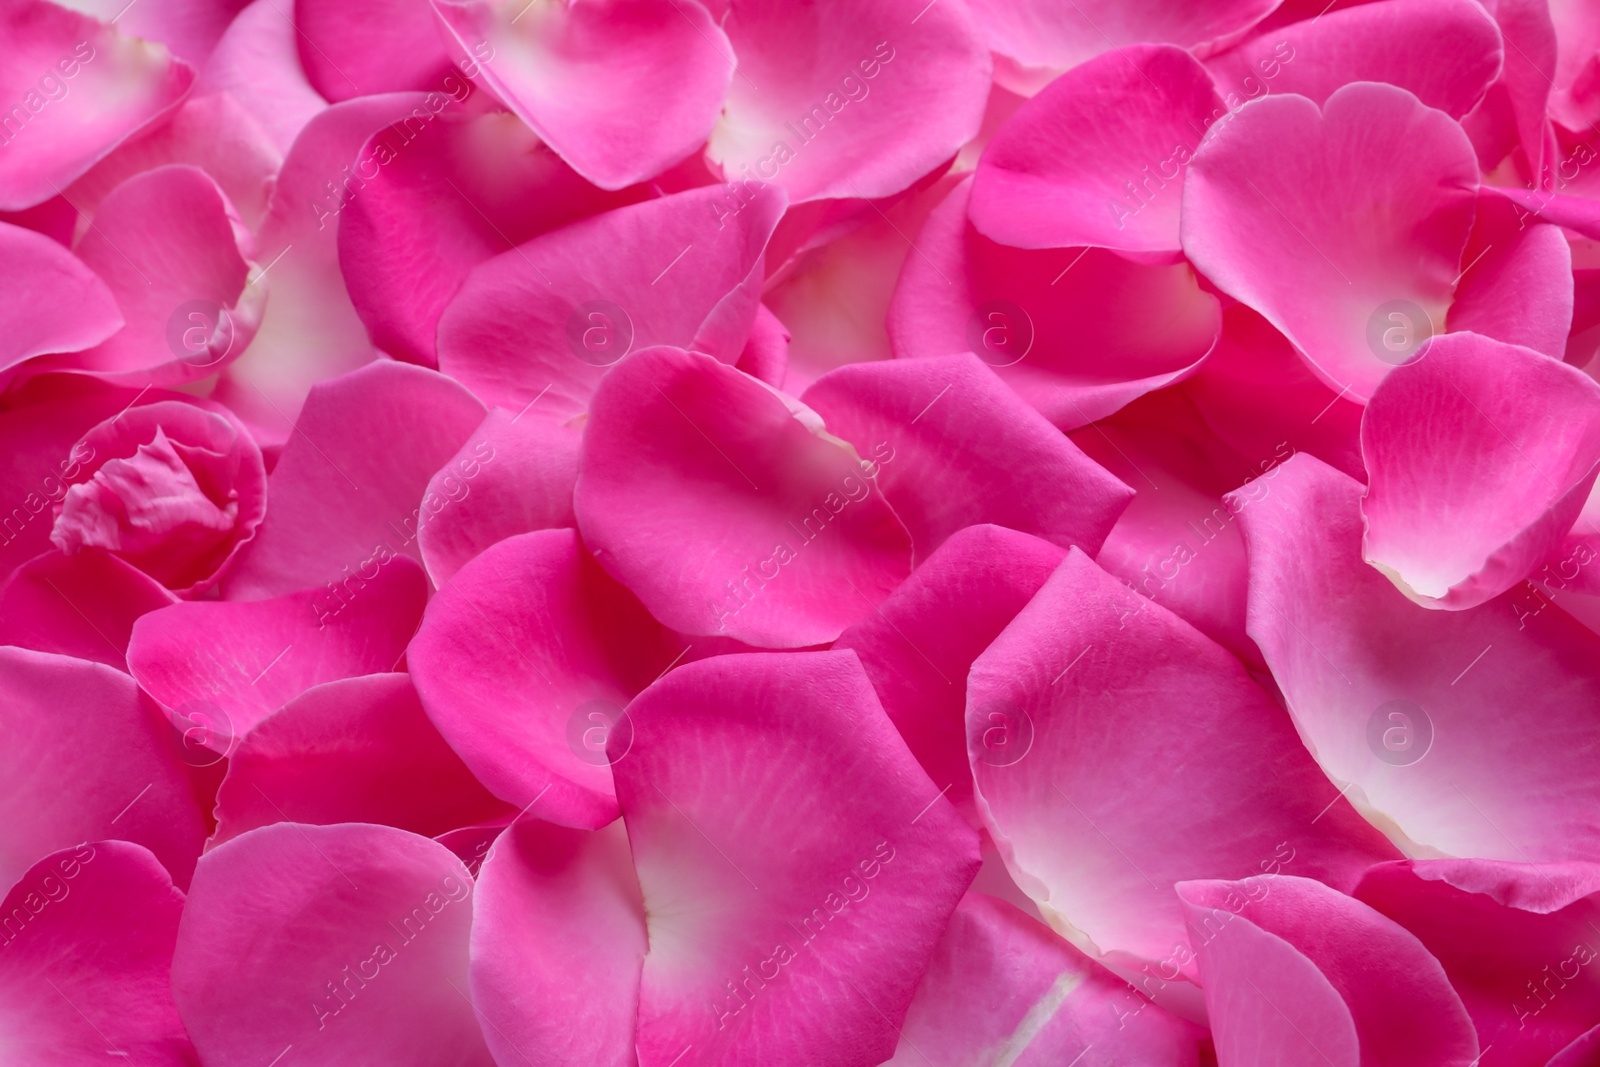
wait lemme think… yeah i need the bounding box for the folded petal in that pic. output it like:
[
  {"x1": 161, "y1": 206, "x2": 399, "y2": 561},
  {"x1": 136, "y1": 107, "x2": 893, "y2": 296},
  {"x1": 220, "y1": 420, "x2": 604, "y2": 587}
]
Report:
[
  {"x1": 1178, "y1": 875, "x2": 1478, "y2": 1066},
  {"x1": 408, "y1": 528, "x2": 681, "y2": 828},
  {"x1": 223, "y1": 360, "x2": 485, "y2": 599},
  {"x1": 1357, "y1": 858, "x2": 1600, "y2": 1065},
  {"x1": 416, "y1": 408, "x2": 580, "y2": 585},
  {"x1": 1550, "y1": 0, "x2": 1600, "y2": 131},
  {"x1": 614, "y1": 650, "x2": 980, "y2": 1067},
  {"x1": 196, "y1": 0, "x2": 327, "y2": 154},
  {"x1": 1205, "y1": 0, "x2": 1503, "y2": 119},
  {"x1": 886, "y1": 892, "x2": 1206, "y2": 1066},
  {"x1": 0, "y1": 548, "x2": 176, "y2": 669},
  {"x1": 339, "y1": 108, "x2": 643, "y2": 368},
  {"x1": 0, "y1": 842, "x2": 194, "y2": 1065},
  {"x1": 66, "y1": 164, "x2": 262, "y2": 383},
  {"x1": 890, "y1": 177, "x2": 1221, "y2": 429},
  {"x1": 835, "y1": 524, "x2": 1067, "y2": 825},
  {"x1": 213, "y1": 673, "x2": 511, "y2": 845},
  {"x1": 436, "y1": 183, "x2": 785, "y2": 420},
  {"x1": 575, "y1": 346, "x2": 913, "y2": 647},
  {"x1": 971, "y1": 550, "x2": 1398, "y2": 986},
  {"x1": 802, "y1": 352, "x2": 1133, "y2": 562},
  {"x1": 0, "y1": 0, "x2": 195, "y2": 210},
  {"x1": 0, "y1": 647, "x2": 204, "y2": 890},
  {"x1": 1447, "y1": 196, "x2": 1573, "y2": 359},
  {"x1": 1362, "y1": 332, "x2": 1600, "y2": 609},
  {"x1": 970, "y1": 44, "x2": 1224, "y2": 256},
  {"x1": 1232, "y1": 453, "x2": 1600, "y2": 862},
  {"x1": 172, "y1": 822, "x2": 495, "y2": 1066},
  {"x1": 434, "y1": 0, "x2": 731, "y2": 188},
  {"x1": 1181, "y1": 82, "x2": 1480, "y2": 401},
  {"x1": 469, "y1": 818, "x2": 646, "y2": 1067},
  {"x1": 129, "y1": 556, "x2": 428, "y2": 745},
  {"x1": 707, "y1": 0, "x2": 990, "y2": 203},
  {"x1": 0, "y1": 220, "x2": 122, "y2": 377}
]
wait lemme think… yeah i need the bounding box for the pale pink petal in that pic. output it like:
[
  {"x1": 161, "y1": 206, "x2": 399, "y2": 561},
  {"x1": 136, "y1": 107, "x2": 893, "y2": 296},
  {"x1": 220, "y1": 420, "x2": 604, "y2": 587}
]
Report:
[
  {"x1": 970, "y1": 44, "x2": 1223, "y2": 256},
  {"x1": 416, "y1": 408, "x2": 580, "y2": 585},
  {"x1": 1357, "y1": 858, "x2": 1600, "y2": 1064},
  {"x1": 615, "y1": 650, "x2": 980, "y2": 1067},
  {"x1": 62, "y1": 0, "x2": 245, "y2": 68},
  {"x1": 0, "y1": 220, "x2": 122, "y2": 377},
  {"x1": 128, "y1": 556, "x2": 428, "y2": 744},
  {"x1": 1181, "y1": 82, "x2": 1480, "y2": 401},
  {"x1": 0, "y1": 646, "x2": 204, "y2": 890},
  {"x1": 0, "y1": 0, "x2": 195, "y2": 210},
  {"x1": 436, "y1": 183, "x2": 785, "y2": 420},
  {"x1": 66, "y1": 164, "x2": 262, "y2": 383},
  {"x1": 0, "y1": 548, "x2": 176, "y2": 669},
  {"x1": 213, "y1": 673, "x2": 511, "y2": 844},
  {"x1": 433, "y1": 0, "x2": 731, "y2": 189},
  {"x1": 707, "y1": 0, "x2": 990, "y2": 203},
  {"x1": 1206, "y1": 0, "x2": 1502, "y2": 119},
  {"x1": 886, "y1": 893, "x2": 1205, "y2": 1066},
  {"x1": 223, "y1": 360, "x2": 486, "y2": 598},
  {"x1": 1362, "y1": 333, "x2": 1600, "y2": 610},
  {"x1": 1550, "y1": 0, "x2": 1600, "y2": 131},
  {"x1": 834, "y1": 524, "x2": 1067, "y2": 826},
  {"x1": 971, "y1": 550, "x2": 1398, "y2": 986},
  {"x1": 339, "y1": 108, "x2": 643, "y2": 368},
  {"x1": 575, "y1": 346, "x2": 914, "y2": 647},
  {"x1": 196, "y1": 0, "x2": 327, "y2": 154},
  {"x1": 296, "y1": 0, "x2": 455, "y2": 100},
  {"x1": 1233, "y1": 453, "x2": 1600, "y2": 862},
  {"x1": 802, "y1": 352, "x2": 1133, "y2": 562},
  {"x1": 1178, "y1": 875, "x2": 1478, "y2": 1066},
  {"x1": 1447, "y1": 197, "x2": 1574, "y2": 359},
  {"x1": 889, "y1": 177, "x2": 1222, "y2": 429},
  {"x1": 172, "y1": 822, "x2": 495, "y2": 1066},
  {"x1": 0, "y1": 842, "x2": 195, "y2": 1065},
  {"x1": 470, "y1": 818, "x2": 646, "y2": 1067},
  {"x1": 407, "y1": 528, "x2": 681, "y2": 828}
]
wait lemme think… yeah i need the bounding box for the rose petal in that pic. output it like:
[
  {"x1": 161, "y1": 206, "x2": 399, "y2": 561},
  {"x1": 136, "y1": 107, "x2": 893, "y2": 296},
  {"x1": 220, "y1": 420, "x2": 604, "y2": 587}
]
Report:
[{"x1": 0, "y1": 548, "x2": 176, "y2": 669}]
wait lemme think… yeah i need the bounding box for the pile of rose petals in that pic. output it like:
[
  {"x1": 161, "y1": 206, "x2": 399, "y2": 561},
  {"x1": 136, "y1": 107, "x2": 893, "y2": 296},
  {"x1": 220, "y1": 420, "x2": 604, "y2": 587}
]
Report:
[{"x1": 9, "y1": 0, "x2": 1600, "y2": 1063}]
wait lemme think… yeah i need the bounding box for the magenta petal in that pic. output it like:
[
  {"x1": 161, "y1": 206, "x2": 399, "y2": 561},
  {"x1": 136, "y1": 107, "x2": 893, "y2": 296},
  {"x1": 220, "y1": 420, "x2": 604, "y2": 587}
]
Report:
[
  {"x1": 614, "y1": 650, "x2": 980, "y2": 1067},
  {"x1": 802, "y1": 352, "x2": 1133, "y2": 562},
  {"x1": 707, "y1": 0, "x2": 990, "y2": 203},
  {"x1": 417, "y1": 409, "x2": 580, "y2": 585},
  {"x1": 0, "y1": 548, "x2": 176, "y2": 669},
  {"x1": 433, "y1": 0, "x2": 732, "y2": 189},
  {"x1": 129, "y1": 556, "x2": 428, "y2": 744},
  {"x1": 887, "y1": 893, "x2": 1205, "y2": 1066},
  {"x1": 437, "y1": 183, "x2": 785, "y2": 420},
  {"x1": 576, "y1": 346, "x2": 914, "y2": 647},
  {"x1": 407, "y1": 528, "x2": 681, "y2": 827},
  {"x1": 224, "y1": 360, "x2": 486, "y2": 599},
  {"x1": 0, "y1": 0, "x2": 195, "y2": 210},
  {"x1": 296, "y1": 0, "x2": 455, "y2": 101},
  {"x1": 970, "y1": 550, "x2": 1397, "y2": 979},
  {"x1": 1181, "y1": 82, "x2": 1479, "y2": 401},
  {"x1": 1357, "y1": 859, "x2": 1600, "y2": 1065},
  {"x1": 889, "y1": 177, "x2": 1222, "y2": 429},
  {"x1": 172, "y1": 822, "x2": 495, "y2": 1066},
  {"x1": 469, "y1": 818, "x2": 646, "y2": 1067},
  {"x1": 1447, "y1": 197, "x2": 1574, "y2": 359},
  {"x1": 1178, "y1": 875, "x2": 1478, "y2": 1066},
  {"x1": 970, "y1": 44, "x2": 1224, "y2": 256},
  {"x1": 1206, "y1": 0, "x2": 1503, "y2": 119},
  {"x1": 0, "y1": 647, "x2": 204, "y2": 890},
  {"x1": 0, "y1": 220, "x2": 122, "y2": 376},
  {"x1": 196, "y1": 0, "x2": 327, "y2": 154},
  {"x1": 0, "y1": 842, "x2": 194, "y2": 1065},
  {"x1": 213, "y1": 673, "x2": 512, "y2": 844},
  {"x1": 1361, "y1": 333, "x2": 1600, "y2": 609},
  {"x1": 1233, "y1": 453, "x2": 1600, "y2": 862},
  {"x1": 835, "y1": 524, "x2": 1067, "y2": 824}
]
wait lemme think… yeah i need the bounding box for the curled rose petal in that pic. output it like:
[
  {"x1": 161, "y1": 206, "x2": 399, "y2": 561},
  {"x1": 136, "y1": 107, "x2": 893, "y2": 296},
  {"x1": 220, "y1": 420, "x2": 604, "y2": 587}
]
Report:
[{"x1": 0, "y1": 547, "x2": 176, "y2": 669}]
